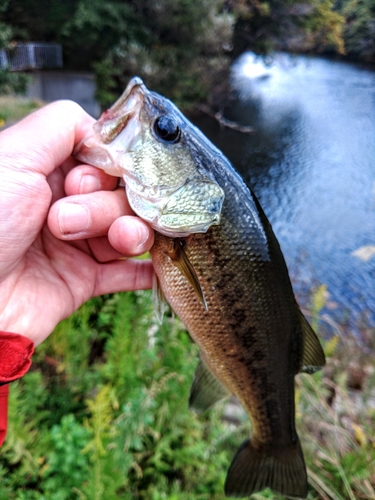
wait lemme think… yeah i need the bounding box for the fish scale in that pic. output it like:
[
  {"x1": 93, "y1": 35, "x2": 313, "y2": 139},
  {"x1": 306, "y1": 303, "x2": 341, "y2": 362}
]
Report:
[{"x1": 74, "y1": 77, "x2": 326, "y2": 499}]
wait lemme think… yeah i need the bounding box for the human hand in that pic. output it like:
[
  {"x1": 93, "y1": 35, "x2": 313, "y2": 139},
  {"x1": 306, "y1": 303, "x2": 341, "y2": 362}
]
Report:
[{"x1": 0, "y1": 101, "x2": 154, "y2": 346}]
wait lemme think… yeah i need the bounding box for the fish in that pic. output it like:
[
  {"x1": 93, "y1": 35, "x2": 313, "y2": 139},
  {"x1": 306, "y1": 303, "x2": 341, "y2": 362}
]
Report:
[{"x1": 74, "y1": 77, "x2": 325, "y2": 499}]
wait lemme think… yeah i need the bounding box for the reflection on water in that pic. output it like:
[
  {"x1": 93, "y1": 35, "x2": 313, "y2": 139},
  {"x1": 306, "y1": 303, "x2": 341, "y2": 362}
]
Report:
[{"x1": 193, "y1": 53, "x2": 375, "y2": 330}]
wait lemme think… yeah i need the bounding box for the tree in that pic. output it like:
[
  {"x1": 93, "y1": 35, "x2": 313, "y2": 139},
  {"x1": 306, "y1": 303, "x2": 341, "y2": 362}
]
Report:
[
  {"x1": 229, "y1": 0, "x2": 345, "y2": 57},
  {"x1": 0, "y1": 0, "x2": 28, "y2": 94},
  {"x1": 340, "y1": 0, "x2": 375, "y2": 61},
  {"x1": 62, "y1": 0, "x2": 233, "y2": 108},
  {"x1": 1, "y1": 0, "x2": 346, "y2": 105}
]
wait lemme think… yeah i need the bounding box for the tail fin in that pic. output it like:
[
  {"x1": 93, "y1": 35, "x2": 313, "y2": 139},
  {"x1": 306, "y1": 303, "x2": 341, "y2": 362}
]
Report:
[{"x1": 224, "y1": 438, "x2": 308, "y2": 499}]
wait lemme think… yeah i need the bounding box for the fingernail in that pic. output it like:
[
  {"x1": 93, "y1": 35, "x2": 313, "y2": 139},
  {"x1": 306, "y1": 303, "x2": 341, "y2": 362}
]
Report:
[
  {"x1": 58, "y1": 203, "x2": 90, "y2": 235},
  {"x1": 79, "y1": 174, "x2": 100, "y2": 193},
  {"x1": 138, "y1": 225, "x2": 150, "y2": 248},
  {"x1": 133, "y1": 220, "x2": 150, "y2": 251}
]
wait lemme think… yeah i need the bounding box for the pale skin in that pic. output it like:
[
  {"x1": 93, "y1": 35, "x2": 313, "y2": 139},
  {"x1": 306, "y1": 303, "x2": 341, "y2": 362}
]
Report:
[{"x1": 0, "y1": 100, "x2": 154, "y2": 346}]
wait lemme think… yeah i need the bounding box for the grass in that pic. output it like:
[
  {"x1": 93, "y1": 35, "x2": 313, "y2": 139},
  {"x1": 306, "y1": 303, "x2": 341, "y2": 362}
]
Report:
[
  {"x1": 0, "y1": 288, "x2": 374, "y2": 499},
  {"x1": 0, "y1": 95, "x2": 44, "y2": 128},
  {"x1": 297, "y1": 335, "x2": 375, "y2": 500}
]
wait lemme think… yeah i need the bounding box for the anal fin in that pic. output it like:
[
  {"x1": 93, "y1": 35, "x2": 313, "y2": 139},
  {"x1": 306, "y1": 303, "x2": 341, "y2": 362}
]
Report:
[
  {"x1": 299, "y1": 313, "x2": 326, "y2": 374},
  {"x1": 189, "y1": 354, "x2": 230, "y2": 413}
]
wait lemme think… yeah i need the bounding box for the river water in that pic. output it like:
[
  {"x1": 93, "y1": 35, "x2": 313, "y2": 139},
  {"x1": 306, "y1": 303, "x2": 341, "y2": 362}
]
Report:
[
  {"x1": 193, "y1": 53, "x2": 375, "y2": 332},
  {"x1": 32, "y1": 56, "x2": 374, "y2": 332}
]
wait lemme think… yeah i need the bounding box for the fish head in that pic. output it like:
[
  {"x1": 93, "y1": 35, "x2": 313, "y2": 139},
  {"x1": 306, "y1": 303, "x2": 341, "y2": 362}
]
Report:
[{"x1": 74, "y1": 77, "x2": 225, "y2": 237}]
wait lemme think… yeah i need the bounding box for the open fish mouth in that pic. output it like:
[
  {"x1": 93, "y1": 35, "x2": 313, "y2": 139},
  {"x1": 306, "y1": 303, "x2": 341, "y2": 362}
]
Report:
[{"x1": 74, "y1": 77, "x2": 146, "y2": 177}]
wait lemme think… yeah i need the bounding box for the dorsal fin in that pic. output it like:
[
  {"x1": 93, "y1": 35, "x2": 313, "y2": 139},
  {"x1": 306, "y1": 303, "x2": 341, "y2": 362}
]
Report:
[
  {"x1": 299, "y1": 312, "x2": 326, "y2": 374},
  {"x1": 189, "y1": 354, "x2": 230, "y2": 413},
  {"x1": 167, "y1": 239, "x2": 208, "y2": 311}
]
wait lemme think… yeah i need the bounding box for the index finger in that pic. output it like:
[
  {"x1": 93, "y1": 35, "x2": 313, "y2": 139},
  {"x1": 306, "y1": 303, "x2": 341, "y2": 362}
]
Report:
[{"x1": 0, "y1": 100, "x2": 95, "y2": 177}]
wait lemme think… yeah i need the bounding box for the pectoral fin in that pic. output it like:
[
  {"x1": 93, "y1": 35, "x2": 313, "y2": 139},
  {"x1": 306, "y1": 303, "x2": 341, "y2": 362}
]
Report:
[
  {"x1": 168, "y1": 239, "x2": 208, "y2": 310},
  {"x1": 189, "y1": 354, "x2": 230, "y2": 413},
  {"x1": 299, "y1": 313, "x2": 326, "y2": 374}
]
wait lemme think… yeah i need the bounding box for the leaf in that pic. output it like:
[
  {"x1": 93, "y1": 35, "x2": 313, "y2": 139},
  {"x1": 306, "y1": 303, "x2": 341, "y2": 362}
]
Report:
[
  {"x1": 351, "y1": 423, "x2": 367, "y2": 448},
  {"x1": 324, "y1": 335, "x2": 339, "y2": 358}
]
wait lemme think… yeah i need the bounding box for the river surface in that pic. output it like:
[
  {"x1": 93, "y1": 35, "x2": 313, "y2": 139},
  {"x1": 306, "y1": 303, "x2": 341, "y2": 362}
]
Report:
[
  {"x1": 32, "y1": 57, "x2": 374, "y2": 333},
  {"x1": 193, "y1": 53, "x2": 375, "y2": 333}
]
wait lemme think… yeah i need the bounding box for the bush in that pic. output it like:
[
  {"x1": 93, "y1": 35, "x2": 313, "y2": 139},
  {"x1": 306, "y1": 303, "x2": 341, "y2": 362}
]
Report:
[{"x1": 2, "y1": 288, "x2": 375, "y2": 498}]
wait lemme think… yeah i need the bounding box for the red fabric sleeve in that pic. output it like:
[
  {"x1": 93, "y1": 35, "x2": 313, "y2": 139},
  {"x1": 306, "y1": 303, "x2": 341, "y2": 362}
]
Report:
[
  {"x1": 0, "y1": 331, "x2": 34, "y2": 447},
  {"x1": 0, "y1": 384, "x2": 9, "y2": 446},
  {"x1": 0, "y1": 331, "x2": 34, "y2": 383}
]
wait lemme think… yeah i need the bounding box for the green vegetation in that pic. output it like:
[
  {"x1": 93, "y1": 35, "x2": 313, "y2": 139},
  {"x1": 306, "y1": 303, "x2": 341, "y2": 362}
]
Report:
[
  {"x1": 1, "y1": 0, "x2": 375, "y2": 107},
  {"x1": 231, "y1": 0, "x2": 345, "y2": 57},
  {"x1": 1, "y1": 287, "x2": 375, "y2": 499},
  {"x1": 339, "y1": 0, "x2": 375, "y2": 61},
  {"x1": 0, "y1": 0, "x2": 28, "y2": 94},
  {"x1": 1, "y1": 0, "x2": 345, "y2": 108},
  {"x1": 0, "y1": 95, "x2": 42, "y2": 128},
  {"x1": 0, "y1": 292, "x2": 230, "y2": 499}
]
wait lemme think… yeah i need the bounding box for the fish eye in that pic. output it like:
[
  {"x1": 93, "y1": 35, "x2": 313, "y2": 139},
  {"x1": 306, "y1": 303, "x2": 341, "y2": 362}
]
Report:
[{"x1": 153, "y1": 115, "x2": 181, "y2": 143}]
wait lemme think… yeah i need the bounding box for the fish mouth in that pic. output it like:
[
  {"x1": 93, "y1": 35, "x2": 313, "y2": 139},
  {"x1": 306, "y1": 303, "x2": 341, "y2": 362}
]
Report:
[{"x1": 73, "y1": 77, "x2": 146, "y2": 176}]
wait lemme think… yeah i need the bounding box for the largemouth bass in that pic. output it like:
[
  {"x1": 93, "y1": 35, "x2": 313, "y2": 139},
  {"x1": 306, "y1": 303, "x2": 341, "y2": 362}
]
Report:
[{"x1": 75, "y1": 77, "x2": 325, "y2": 498}]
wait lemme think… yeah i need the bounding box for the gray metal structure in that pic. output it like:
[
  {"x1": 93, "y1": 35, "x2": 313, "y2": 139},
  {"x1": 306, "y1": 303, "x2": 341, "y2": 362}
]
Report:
[{"x1": 0, "y1": 43, "x2": 63, "y2": 71}]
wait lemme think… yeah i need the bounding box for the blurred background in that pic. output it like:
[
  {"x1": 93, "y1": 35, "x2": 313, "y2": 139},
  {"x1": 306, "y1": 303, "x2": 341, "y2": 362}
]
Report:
[{"x1": 1, "y1": 1, "x2": 375, "y2": 499}]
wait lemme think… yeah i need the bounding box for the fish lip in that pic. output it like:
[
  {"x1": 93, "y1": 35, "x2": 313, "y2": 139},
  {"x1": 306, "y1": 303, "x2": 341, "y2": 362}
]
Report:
[
  {"x1": 109, "y1": 77, "x2": 146, "y2": 112},
  {"x1": 73, "y1": 77, "x2": 145, "y2": 173},
  {"x1": 94, "y1": 77, "x2": 145, "y2": 145}
]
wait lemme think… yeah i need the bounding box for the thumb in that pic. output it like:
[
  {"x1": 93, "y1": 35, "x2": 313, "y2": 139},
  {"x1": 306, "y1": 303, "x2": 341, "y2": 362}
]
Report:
[
  {"x1": 0, "y1": 101, "x2": 95, "y2": 273},
  {"x1": 0, "y1": 100, "x2": 94, "y2": 177}
]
